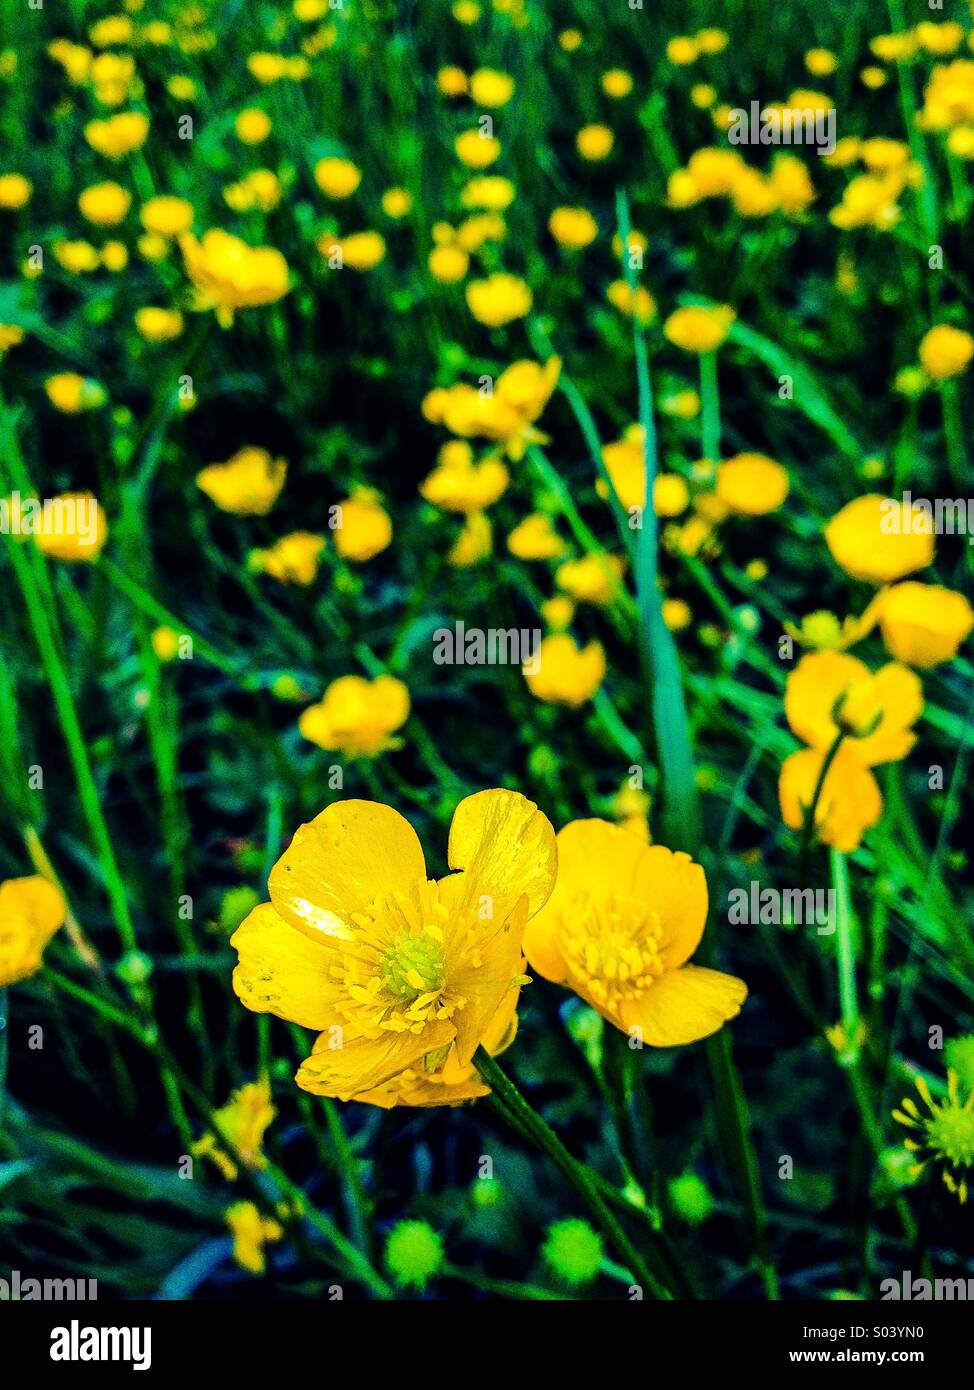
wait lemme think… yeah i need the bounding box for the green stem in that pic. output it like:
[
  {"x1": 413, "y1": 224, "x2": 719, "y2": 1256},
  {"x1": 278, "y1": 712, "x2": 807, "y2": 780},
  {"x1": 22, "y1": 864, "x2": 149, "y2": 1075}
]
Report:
[
  {"x1": 699, "y1": 351, "x2": 721, "y2": 462},
  {"x1": 474, "y1": 1047, "x2": 671, "y2": 1299}
]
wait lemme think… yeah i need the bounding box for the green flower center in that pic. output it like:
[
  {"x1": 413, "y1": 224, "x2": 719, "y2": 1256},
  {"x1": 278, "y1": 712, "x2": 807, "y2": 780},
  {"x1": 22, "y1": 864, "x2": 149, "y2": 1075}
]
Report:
[
  {"x1": 927, "y1": 1106, "x2": 974, "y2": 1168},
  {"x1": 381, "y1": 931, "x2": 446, "y2": 1001}
]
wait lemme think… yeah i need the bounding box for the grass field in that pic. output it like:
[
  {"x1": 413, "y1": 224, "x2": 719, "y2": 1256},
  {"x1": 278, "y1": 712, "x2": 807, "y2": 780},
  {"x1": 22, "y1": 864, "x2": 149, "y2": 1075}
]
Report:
[{"x1": 1, "y1": 0, "x2": 973, "y2": 1303}]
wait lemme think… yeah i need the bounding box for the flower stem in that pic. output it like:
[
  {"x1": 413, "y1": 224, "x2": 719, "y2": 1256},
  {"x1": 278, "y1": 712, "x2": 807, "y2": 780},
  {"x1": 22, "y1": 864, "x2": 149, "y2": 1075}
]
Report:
[{"x1": 474, "y1": 1046, "x2": 671, "y2": 1298}]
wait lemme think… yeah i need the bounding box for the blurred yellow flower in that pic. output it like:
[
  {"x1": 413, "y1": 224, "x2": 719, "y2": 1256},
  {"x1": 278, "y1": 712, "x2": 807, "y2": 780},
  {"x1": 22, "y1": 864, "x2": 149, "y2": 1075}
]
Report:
[
  {"x1": 437, "y1": 66, "x2": 468, "y2": 96},
  {"x1": 226, "y1": 1201, "x2": 282, "y2": 1274},
  {"x1": 455, "y1": 130, "x2": 501, "y2": 168},
  {"x1": 667, "y1": 36, "x2": 699, "y2": 65},
  {"x1": 44, "y1": 375, "x2": 106, "y2": 414},
  {"x1": 465, "y1": 272, "x2": 532, "y2": 326},
  {"x1": 447, "y1": 510, "x2": 493, "y2": 567},
  {"x1": 181, "y1": 229, "x2": 290, "y2": 326},
  {"x1": 431, "y1": 357, "x2": 559, "y2": 459},
  {"x1": 333, "y1": 490, "x2": 392, "y2": 562},
  {"x1": 314, "y1": 157, "x2": 361, "y2": 198},
  {"x1": 555, "y1": 552, "x2": 625, "y2": 606},
  {"x1": 602, "y1": 69, "x2": 633, "y2": 98},
  {"x1": 919, "y1": 324, "x2": 974, "y2": 380},
  {"x1": 420, "y1": 445, "x2": 508, "y2": 513},
  {"x1": 785, "y1": 650, "x2": 923, "y2": 766},
  {"x1": 250, "y1": 532, "x2": 326, "y2": 586},
  {"x1": 507, "y1": 512, "x2": 566, "y2": 560},
  {"x1": 151, "y1": 626, "x2": 182, "y2": 662},
  {"x1": 319, "y1": 230, "x2": 386, "y2": 271},
  {"x1": 470, "y1": 68, "x2": 514, "y2": 107},
  {"x1": 194, "y1": 1078, "x2": 276, "y2": 1181},
  {"x1": 299, "y1": 676, "x2": 409, "y2": 757},
  {"x1": 825, "y1": 494, "x2": 934, "y2": 584},
  {"x1": 548, "y1": 206, "x2": 597, "y2": 249},
  {"x1": 805, "y1": 48, "x2": 837, "y2": 76},
  {"x1": 779, "y1": 743, "x2": 883, "y2": 852},
  {"x1": 236, "y1": 107, "x2": 272, "y2": 144},
  {"x1": 663, "y1": 304, "x2": 736, "y2": 353},
  {"x1": 230, "y1": 791, "x2": 556, "y2": 1100},
  {"x1": 428, "y1": 243, "x2": 469, "y2": 282},
  {"x1": 576, "y1": 124, "x2": 613, "y2": 160},
  {"x1": 525, "y1": 634, "x2": 605, "y2": 707},
  {"x1": 716, "y1": 453, "x2": 790, "y2": 515},
  {"x1": 0, "y1": 173, "x2": 32, "y2": 209},
  {"x1": 525, "y1": 822, "x2": 746, "y2": 1045},
  {"x1": 84, "y1": 111, "x2": 149, "y2": 158},
  {"x1": 101, "y1": 241, "x2": 129, "y2": 273},
  {"x1": 134, "y1": 306, "x2": 184, "y2": 342},
  {"x1": 876, "y1": 582, "x2": 974, "y2": 669},
  {"x1": 461, "y1": 176, "x2": 515, "y2": 210},
  {"x1": 0, "y1": 876, "x2": 67, "y2": 987},
  {"x1": 196, "y1": 447, "x2": 287, "y2": 515},
  {"x1": 0, "y1": 324, "x2": 24, "y2": 355},
  {"x1": 140, "y1": 195, "x2": 194, "y2": 237},
  {"x1": 382, "y1": 186, "x2": 413, "y2": 218}
]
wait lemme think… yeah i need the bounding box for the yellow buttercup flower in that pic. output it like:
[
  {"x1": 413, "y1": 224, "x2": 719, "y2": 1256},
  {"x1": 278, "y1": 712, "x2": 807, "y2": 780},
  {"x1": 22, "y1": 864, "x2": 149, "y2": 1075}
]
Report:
[
  {"x1": 602, "y1": 69, "x2": 633, "y2": 98},
  {"x1": 151, "y1": 626, "x2": 181, "y2": 662},
  {"x1": 555, "y1": 552, "x2": 625, "y2": 607},
  {"x1": 779, "y1": 742, "x2": 883, "y2": 852},
  {"x1": 461, "y1": 176, "x2": 515, "y2": 210},
  {"x1": 716, "y1": 453, "x2": 790, "y2": 515},
  {"x1": 180, "y1": 229, "x2": 290, "y2": 327},
  {"x1": 332, "y1": 489, "x2": 392, "y2": 562},
  {"x1": 101, "y1": 241, "x2": 128, "y2": 273},
  {"x1": 250, "y1": 532, "x2": 326, "y2": 586},
  {"x1": 576, "y1": 124, "x2": 613, "y2": 160},
  {"x1": 663, "y1": 304, "x2": 736, "y2": 353},
  {"x1": 134, "y1": 307, "x2": 184, "y2": 342},
  {"x1": 226, "y1": 1201, "x2": 283, "y2": 1274},
  {"x1": 437, "y1": 66, "x2": 468, "y2": 97},
  {"x1": 319, "y1": 230, "x2": 386, "y2": 271},
  {"x1": 230, "y1": 791, "x2": 557, "y2": 1101},
  {"x1": 469, "y1": 68, "x2": 515, "y2": 107},
  {"x1": 301, "y1": 678, "x2": 406, "y2": 759},
  {"x1": 428, "y1": 244, "x2": 469, "y2": 282},
  {"x1": 196, "y1": 447, "x2": 287, "y2": 515},
  {"x1": 524, "y1": 822, "x2": 746, "y2": 1045},
  {"x1": 420, "y1": 445, "x2": 509, "y2": 513},
  {"x1": 447, "y1": 510, "x2": 492, "y2": 567},
  {"x1": 0, "y1": 324, "x2": 24, "y2": 355},
  {"x1": 785, "y1": 650, "x2": 923, "y2": 766},
  {"x1": 918, "y1": 324, "x2": 974, "y2": 380},
  {"x1": 78, "y1": 181, "x2": 131, "y2": 226},
  {"x1": 193, "y1": 1078, "x2": 276, "y2": 1181},
  {"x1": 600, "y1": 433, "x2": 688, "y2": 514},
  {"x1": 606, "y1": 280, "x2": 656, "y2": 323},
  {"x1": 0, "y1": 876, "x2": 67, "y2": 986},
  {"x1": 876, "y1": 582, "x2": 974, "y2": 669},
  {"x1": 824, "y1": 494, "x2": 934, "y2": 584},
  {"x1": 314, "y1": 157, "x2": 361, "y2": 198},
  {"x1": 548, "y1": 206, "x2": 598, "y2": 249},
  {"x1": 507, "y1": 512, "x2": 566, "y2": 560},
  {"x1": 465, "y1": 273, "x2": 532, "y2": 327},
  {"x1": 455, "y1": 130, "x2": 501, "y2": 169},
  {"x1": 84, "y1": 111, "x2": 149, "y2": 158},
  {"x1": 432, "y1": 358, "x2": 560, "y2": 459},
  {"x1": 236, "y1": 107, "x2": 272, "y2": 144},
  {"x1": 140, "y1": 195, "x2": 193, "y2": 237},
  {"x1": 525, "y1": 634, "x2": 605, "y2": 707},
  {"x1": 45, "y1": 374, "x2": 106, "y2": 414},
  {"x1": 382, "y1": 186, "x2": 413, "y2": 218},
  {"x1": 0, "y1": 173, "x2": 32, "y2": 209}
]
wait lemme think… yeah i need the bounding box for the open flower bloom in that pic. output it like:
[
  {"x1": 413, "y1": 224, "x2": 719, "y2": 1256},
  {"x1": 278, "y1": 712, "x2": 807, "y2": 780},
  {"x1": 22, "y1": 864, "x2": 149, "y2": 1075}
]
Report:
[
  {"x1": 196, "y1": 447, "x2": 287, "y2": 515},
  {"x1": 332, "y1": 489, "x2": 392, "y2": 562},
  {"x1": 230, "y1": 792, "x2": 557, "y2": 1102},
  {"x1": 778, "y1": 742, "x2": 883, "y2": 852},
  {"x1": 785, "y1": 650, "x2": 923, "y2": 765},
  {"x1": 0, "y1": 876, "x2": 67, "y2": 986},
  {"x1": 523, "y1": 821, "x2": 746, "y2": 1045},
  {"x1": 250, "y1": 532, "x2": 326, "y2": 585},
  {"x1": 715, "y1": 453, "x2": 790, "y2": 515},
  {"x1": 425, "y1": 358, "x2": 560, "y2": 460},
  {"x1": 419, "y1": 443, "x2": 509, "y2": 513},
  {"x1": 663, "y1": 304, "x2": 736, "y2": 353},
  {"x1": 876, "y1": 582, "x2": 974, "y2": 669},
  {"x1": 226, "y1": 1201, "x2": 283, "y2": 1274},
  {"x1": 824, "y1": 494, "x2": 934, "y2": 584},
  {"x1": 298, "y1": 675, "x2": 409, "y2": 757},
  {"x1": 180, "y1": 229, "x2": 289, "y2": 327},
  {"x1": 193, "y1": 1078, "x2": 275, "y2": 1181}
]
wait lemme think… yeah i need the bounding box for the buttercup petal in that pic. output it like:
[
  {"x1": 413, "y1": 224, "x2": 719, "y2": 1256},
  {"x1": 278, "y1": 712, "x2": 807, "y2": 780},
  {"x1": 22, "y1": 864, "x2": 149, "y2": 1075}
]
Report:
[
  {"x1": 447, "y1": 788, "x2": 557, "y2": 923},
  {"x1": 621, "y1": 965, "x2": 747, "y2": 1046},
  {"x1": 231, "y1": 903, "x2": 340, "y2": 1029}
]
